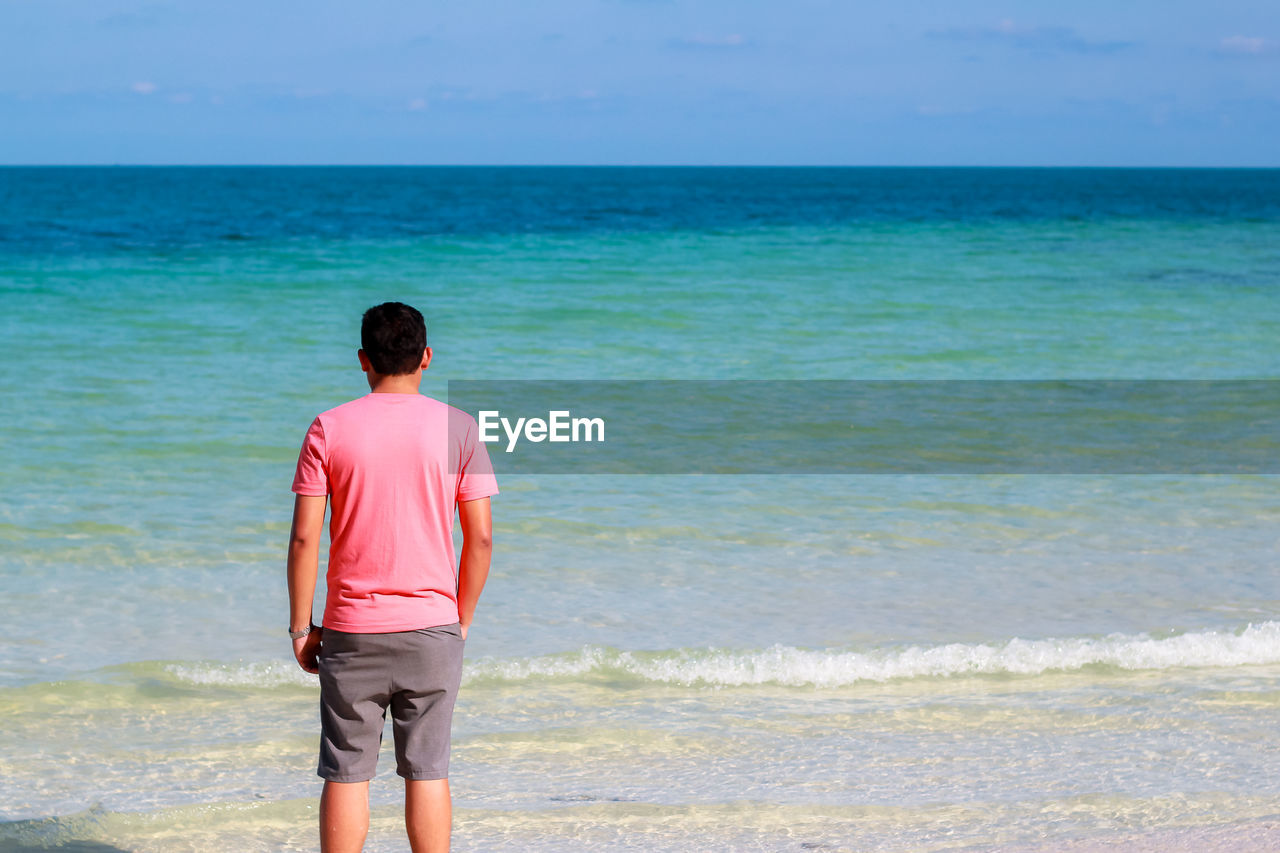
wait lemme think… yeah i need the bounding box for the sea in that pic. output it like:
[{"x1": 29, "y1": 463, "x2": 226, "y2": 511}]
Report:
[{"x1": 1, "y1": 167, "x2": 1278, "y2": 852}]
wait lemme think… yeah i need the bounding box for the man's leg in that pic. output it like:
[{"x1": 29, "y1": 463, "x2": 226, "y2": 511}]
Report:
[
  {"x1": 405, "y1": 778, "x2": 451, "y2": 852},
  {"x1": 391, "y1": 623, "x2": 465, "y2": 853},
  {"x1": 320, "y1": 779, "x2": 370, "y2": 853}
]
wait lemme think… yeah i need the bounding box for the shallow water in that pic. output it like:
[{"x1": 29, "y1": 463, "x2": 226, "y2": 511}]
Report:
[{"x1": 2, "y1": 167, "x2": 1278, "y2": 850}]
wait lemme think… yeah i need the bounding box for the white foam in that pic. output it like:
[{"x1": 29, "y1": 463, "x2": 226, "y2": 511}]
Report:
[
  {"x1": 466, "y1": 621, "x2": 1280, "y2": 688},
  {"x1": 164, "y1": 659, "x2": 316, "y2": 687},
  {"x1": 163, "y1": 621, "x2": 1280, "y2": 690}
]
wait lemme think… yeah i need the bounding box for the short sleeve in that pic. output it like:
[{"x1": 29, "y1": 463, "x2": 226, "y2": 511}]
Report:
[
  {"x1": 291, "y1": 417, "x2": 330, "y2": 496},
  {"x1": 456, "y1": 417, "x2": 499, "y2": 503}
]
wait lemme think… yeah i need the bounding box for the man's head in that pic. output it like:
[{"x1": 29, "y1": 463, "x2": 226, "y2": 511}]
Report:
[{"x1": 360, "y1": 302, "x2": 428, "y2": 376}]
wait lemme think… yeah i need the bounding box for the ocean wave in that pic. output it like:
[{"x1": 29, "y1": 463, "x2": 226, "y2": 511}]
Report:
[
  {"x1": 162, "y1": 659, "x2": 316, "y2": 688},
  {"x1": 160, "y1": 621, "x2": 1280, "y2": 690},
  {"x1": 468, "y1": 621, "x2": 1280, "y2": 687}
]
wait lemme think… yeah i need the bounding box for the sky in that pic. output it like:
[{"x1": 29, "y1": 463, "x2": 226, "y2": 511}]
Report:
[{"x1": 1, "y1": 0, "x2": 1277, "y2": 165}]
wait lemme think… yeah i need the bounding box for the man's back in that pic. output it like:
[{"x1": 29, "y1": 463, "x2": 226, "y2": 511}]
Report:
[{"x1": 292, "y1": 392, "x2": 497, "y2": 633}]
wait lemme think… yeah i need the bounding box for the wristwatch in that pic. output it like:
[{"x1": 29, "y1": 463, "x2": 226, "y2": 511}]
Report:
[{"x1": 289, "y1": 623, "x2": 316, "y2": 640}]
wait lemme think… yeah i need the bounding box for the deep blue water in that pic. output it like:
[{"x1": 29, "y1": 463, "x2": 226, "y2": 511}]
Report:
[{"x1": 2, "y1": 167, "x2": 1278, "y2": 254}]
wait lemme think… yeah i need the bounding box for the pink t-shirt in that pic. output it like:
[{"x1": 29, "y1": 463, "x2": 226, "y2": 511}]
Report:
[{"x1": 291, "y1": 392, "x2": 498, "y2": 633}]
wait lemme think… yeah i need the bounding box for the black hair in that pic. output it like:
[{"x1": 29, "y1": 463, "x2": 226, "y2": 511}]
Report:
[{"x1": 361, "y1": 302, "x2": 427, "y2": 375}]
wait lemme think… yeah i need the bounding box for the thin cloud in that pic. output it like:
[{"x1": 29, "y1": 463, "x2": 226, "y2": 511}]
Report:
[
  {"x1": 932, "y1": 19, "x2": 1133, "y2": 55},
  {"x1": 131, "y1": 81, "x2": 157, "y2": 95},
  {"x1": 1216, "y1": 35, "x2": 1273, "y2": 55}
]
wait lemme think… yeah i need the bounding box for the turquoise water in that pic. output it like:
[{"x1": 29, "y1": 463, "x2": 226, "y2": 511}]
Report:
[{"x1": 1, "y1": 167, "x2": 1279, "y2": 851}]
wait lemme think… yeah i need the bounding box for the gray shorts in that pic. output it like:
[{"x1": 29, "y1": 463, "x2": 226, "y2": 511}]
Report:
[{"x1": 316, "y1": 622, "x2": 465, "y2": 782}]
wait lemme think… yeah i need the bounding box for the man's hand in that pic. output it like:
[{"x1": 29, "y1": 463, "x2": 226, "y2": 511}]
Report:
[
  {"x1": 293, "y1": 627, "x2": 324, "y2": 674},
  {"x1": 459, "y1": 623, "x2": 469, "y2": 641}
]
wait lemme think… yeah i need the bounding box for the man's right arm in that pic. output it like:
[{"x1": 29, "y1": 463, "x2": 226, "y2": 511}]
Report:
[
  {"x1": 286, "y1": 493, "x2": 327, "y2": 673},
  {"x1": 456, "y1": 497, "x2": 493, "y2": 641}
]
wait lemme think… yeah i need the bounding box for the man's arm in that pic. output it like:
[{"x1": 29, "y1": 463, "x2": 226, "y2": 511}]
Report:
[
  {"x1": 456, "y1": 497, "x2": 493, "y2": 641},
  {"x1": 287, "y1": 493, "x2": 328, "y2": 673}
]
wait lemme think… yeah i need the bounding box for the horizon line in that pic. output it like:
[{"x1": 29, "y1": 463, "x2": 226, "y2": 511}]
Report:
[{"x1": 2, "y1": 163, "x2": 1278, "y2": 169}]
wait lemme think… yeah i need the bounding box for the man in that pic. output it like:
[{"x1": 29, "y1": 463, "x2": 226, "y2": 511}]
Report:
[{"x1": 286, "y1": 301, "x2": 497, "y2": 852}]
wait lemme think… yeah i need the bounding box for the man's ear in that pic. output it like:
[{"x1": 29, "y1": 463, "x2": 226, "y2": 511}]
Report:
[
  {"x1": 421, "y1": 347, "x2": 433, "y2": 371},
  {"x1": 357, "y1": 349, "x2": 372, "y2": 373}
]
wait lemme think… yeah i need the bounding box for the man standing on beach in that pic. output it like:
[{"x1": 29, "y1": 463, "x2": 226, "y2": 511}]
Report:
[{"x1": 285, "y1": 301, "x2": 497, "y2": 852}]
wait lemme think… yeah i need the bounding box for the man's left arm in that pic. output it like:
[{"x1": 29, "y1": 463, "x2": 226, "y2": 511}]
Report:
[{"x1": 286, "y1": 493, "x2": 328, "y2": 673}]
